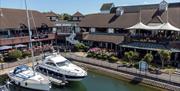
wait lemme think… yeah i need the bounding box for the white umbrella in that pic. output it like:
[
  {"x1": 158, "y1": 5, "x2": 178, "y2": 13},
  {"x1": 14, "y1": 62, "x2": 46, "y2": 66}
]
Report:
[
  {"x1": 0, "y1": 46, "x2": 12, "y2": 51},
  {"x1": 14, "y1": 44, "x2": 27, "y2": 48}
]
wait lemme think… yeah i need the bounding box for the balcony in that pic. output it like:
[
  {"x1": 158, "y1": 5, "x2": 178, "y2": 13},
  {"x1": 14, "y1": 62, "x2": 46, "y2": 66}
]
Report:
[
  {"x1": 0, "y1": 36, "x2": 30, "y2": 46},
  {"x1": 0, "y1": 34, "x2": 56, "y2": 46}
]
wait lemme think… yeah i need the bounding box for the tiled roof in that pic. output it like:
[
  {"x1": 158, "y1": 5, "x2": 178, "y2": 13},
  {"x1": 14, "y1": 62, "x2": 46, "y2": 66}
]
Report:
[
  {"x1": 73, "y1": 11, "x2": 83, "y2": 17},
  {"x1": 0, "y1": 8, "x2": 53, "y2": 29},
  {"x1": 83, "y1": 34, "x2": 124, "y2": 44},
  {"x1": 43, "y1": 11, "x2": 58, "y2": 17},
  {"x1": 79, "y1": 3, "x2": 180, "y2": 29}
]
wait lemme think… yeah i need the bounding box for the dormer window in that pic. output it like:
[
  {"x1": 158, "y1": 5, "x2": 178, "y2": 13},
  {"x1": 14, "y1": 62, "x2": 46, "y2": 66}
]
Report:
[
  {"x1": 100, "y1": 3, "x2": 114, "y2": 14},
  {"x1": 159, "y1": 0, "x2": 168, "y2": 11},
  {"x1": 116, "y1": 7, "x2": 124, "y2": 16}
]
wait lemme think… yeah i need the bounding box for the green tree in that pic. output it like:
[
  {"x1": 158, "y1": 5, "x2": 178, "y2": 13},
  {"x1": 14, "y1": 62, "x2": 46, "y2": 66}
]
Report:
[
  {"x1": 61, "y1": 13, "x2": 72, "y2": 20},
  {"x1": 143, "y1": 53, "x2": 153, "y2": 64},
  {"x1": 8, "y1": 50, "x2": 22, "y2": 60},
  {"x1": 124, "y1": 51, "x2": 139, "y2": 65},
  {"x1": 158, "y1": 50, "x2": 172, "y2": 68}
]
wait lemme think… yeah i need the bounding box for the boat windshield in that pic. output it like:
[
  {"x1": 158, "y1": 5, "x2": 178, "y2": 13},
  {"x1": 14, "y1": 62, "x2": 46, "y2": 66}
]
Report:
[
  {"x1": 13, "y1": 65, "x2": 29, "y2": 74},
  {"x1": 56, "y1": 60, "x2": 71, "y2": 67}
]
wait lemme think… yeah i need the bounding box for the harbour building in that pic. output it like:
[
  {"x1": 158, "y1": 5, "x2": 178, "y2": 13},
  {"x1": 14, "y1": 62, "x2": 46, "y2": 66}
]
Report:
[
  {"x1": 78, "y1": 1, "x2": 180, "y2": 67},
  {"x1": 0, "y1": 8, "x2": 55, "y2": 54}
]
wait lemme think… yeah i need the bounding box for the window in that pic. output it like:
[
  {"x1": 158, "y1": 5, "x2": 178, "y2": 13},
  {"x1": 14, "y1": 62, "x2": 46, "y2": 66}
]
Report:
[
  {"x1": 46, "y1": 62, "x2": 56, "y2": 67},
  {"x1": 56, "y1": 60, "x2": 71, "y2": 67},
  {"x1": 159, "y1": 0, "x2": 168, "y2": 11}
]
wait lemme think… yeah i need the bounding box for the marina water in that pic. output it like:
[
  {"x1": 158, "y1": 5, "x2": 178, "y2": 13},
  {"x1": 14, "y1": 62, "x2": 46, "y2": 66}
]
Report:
[{"x1": 5, "y1": 71, "x2": 161, "y2": 91}]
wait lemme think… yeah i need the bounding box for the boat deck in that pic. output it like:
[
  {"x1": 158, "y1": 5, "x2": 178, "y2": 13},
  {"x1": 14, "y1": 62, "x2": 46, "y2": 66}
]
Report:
[{"x1": 0, "y1": 85, "x2": 9, "y2": 91}]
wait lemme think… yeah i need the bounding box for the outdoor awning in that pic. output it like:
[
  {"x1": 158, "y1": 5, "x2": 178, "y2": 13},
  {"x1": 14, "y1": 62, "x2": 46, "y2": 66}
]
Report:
[
  {"x1": 0, "y1": 46, "x2": 12, "y2": 51},
  {"x1": 127, "y1": 22, "x2": 152, "y2": 30},
  {"x1": 159, "y1": 22, "x2": 180, "y2": 32},
  {"x1": 127, "y1": 22, "x2": 180, "y2": 32},
  {"x1": 14, "y1": 44, "x2": 27, "y2": 48}
]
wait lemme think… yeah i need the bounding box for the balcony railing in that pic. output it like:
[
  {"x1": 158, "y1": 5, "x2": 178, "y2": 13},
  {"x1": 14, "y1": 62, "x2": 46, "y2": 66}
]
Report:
[
  {"x1": 0, "y1": 34, "x2": 56, "y2": 46},
  {"x1": 129, "y1": 34, "x2": 180, "y2": 43}
]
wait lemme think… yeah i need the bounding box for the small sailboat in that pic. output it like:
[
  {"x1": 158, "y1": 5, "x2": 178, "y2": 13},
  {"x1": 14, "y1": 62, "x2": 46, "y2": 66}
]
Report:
[
  {"x1": 8, "y1": 65, "x2": 51, "y2": 91},
  {"x1": 8, "y1": 0, "x2": 51, "y2": 90}
]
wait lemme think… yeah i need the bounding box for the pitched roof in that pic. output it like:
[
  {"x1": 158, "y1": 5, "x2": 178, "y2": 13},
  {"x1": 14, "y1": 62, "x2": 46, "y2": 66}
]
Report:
[
  {"x1": 100, "y1": 3, "x2": 114, "y2": 11},
  {"x1": 79, "y1": 3, "x2": 180, "y2": 29},
  {"x1": 73, "y1": 11, "x2": 83, "y2": 17},
  {"x1": 79, "y1": 13, "x2": 115, "y2": 28},
  {"x1": 83, "y1": 34, "x2": 124, "y2": 44},
  {"x1": 111, "y1": 2, "x2": 180, "y2": 13},
  {"x1": 0, "y1": 8, "x2": 53, "y2": 29},
  {"x1": 43, "y1": 11, "x2": 58, "y2": 17}
]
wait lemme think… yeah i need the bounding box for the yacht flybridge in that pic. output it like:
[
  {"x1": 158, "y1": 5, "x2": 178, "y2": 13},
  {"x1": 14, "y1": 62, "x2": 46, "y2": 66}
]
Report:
[
  {"x1": 8, "y1": 65, "x2": 51, "y2": 91},
  {"x1": 35, "y1": 53, "x2": 87, "y2": 81}
]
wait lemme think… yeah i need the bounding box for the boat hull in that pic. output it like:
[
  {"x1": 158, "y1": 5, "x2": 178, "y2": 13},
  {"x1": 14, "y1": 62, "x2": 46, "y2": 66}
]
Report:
[
  {"x1": 36, "y1": 65, "x2": 87, "y2": 82},
  {"x1": 8, "y1": 74, "x2": 51, "y2": 91}
]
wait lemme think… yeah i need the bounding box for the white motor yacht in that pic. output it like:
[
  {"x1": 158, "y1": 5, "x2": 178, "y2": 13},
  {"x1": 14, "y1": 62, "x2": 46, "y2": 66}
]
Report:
[
  {"x1": 35, "y1": 53, "x2": 87, "y2": 81},
  {"x1": 8, "y1": 65, "x2": 51, "y2": 91}
]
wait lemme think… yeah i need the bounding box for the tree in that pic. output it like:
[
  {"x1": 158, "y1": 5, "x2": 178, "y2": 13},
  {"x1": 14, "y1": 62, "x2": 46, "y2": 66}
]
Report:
[
  {"x1": 62, "y1": 13, "x2": 72, "y2": 20},
  {"x1": 143, "y1": 53, "x2": 153, "y2": 64},
  {"x1": 124, "y1": 51, "x2": 139, "y2": 65},
  {"x1": 8, "y1": 50, "x2": 22, "y2": 60},
  {"x1": 158, "y1": 50, "x2": 172, "y2": 68}
]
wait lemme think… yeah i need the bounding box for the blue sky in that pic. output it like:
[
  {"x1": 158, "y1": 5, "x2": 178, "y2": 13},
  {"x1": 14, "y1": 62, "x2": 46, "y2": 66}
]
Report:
[{"x1": 0, "y1": 0, "x2": 179, "y2": 15}]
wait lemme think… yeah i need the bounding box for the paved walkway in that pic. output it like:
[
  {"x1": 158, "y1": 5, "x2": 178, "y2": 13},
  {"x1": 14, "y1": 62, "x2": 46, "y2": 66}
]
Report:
[
  {"x1": 61, "y1": 52, "x2": 180, "y2": 86},
  {"x1": 0, "y1": 56, "x2": 42, "y2": 75}
]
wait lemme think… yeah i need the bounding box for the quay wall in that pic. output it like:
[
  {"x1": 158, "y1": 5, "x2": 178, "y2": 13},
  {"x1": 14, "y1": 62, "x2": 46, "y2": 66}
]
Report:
[{"x1": 61, "y1": 53, "x2": 180, "y2": 91}]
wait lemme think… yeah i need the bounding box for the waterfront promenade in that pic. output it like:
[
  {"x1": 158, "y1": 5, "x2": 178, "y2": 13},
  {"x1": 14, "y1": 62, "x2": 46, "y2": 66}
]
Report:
[
  {"x1": 61, "y1": 52, "x2": 180, "y2": 91},
  {"x1": 0, "y1": 56, "x2": 42, "y2": 75},
  {"x1": 0, "y1": 52, "x2": 180, "y2": 91}
]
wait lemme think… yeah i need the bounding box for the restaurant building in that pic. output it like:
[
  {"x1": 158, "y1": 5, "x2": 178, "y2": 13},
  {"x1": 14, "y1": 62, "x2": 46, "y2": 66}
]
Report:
[
  {"x1": 79, "y1": 1, "x2": 180, "y2": 66},
  {"x1": 0, "y1": 8, "x2": 55, "y2": 52}
]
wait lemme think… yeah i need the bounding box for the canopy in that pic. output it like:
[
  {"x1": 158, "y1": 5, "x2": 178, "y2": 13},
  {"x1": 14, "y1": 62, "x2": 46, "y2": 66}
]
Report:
[
  {"x1": 159, "y1": 22, "x2": 180, "y2": 31},
  {"x1": 127, "y1": 22, "x2": 180, "y2": 31},
  {"x1": 127, "y1": 22, "x2": 151, "y2": 30},
  {"x1": 15, "y1": 44, "x2": 27, "y2": 48},
  {"x1": 0, "y1": 46, "x2": 12, "y2": 51}
]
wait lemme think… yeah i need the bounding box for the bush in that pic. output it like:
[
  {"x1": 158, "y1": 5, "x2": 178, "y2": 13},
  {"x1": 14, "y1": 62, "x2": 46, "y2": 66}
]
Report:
[
  {"x1": 109, "y1": 56, "x2": 118, "y2": 63},
  {"x1": 8, "y1": 50, "x2": 22, "y2": 60},
  {"x1": 101, "y1": 54, "x2": 108, "y2": 60},
  {"x1": 22, "y1": 51, "x2": 31, "y2": 58},
  {"x1": 96, "y1": 54, "x2": 103, "y2": 59},
  {"x1": 134, "y1": 62, "x2": 139, "y2": 69},
  {"x1": 87, "y1": 52, "x2": 92, "y2": 57},
  {"x1": 74, "y1": 43, "x2": 88, "y2": 52}
]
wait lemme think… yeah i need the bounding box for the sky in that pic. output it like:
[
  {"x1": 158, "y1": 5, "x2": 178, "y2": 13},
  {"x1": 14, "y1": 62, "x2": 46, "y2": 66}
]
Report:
[{"x1": 0, "y1": 0, "x2": 179, "y2": 15}]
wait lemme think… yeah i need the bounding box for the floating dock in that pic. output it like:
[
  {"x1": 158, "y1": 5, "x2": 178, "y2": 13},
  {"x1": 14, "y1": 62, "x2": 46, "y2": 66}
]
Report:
[{"x1": 49, "y1": 77, "x2": 67, "y2": 86}]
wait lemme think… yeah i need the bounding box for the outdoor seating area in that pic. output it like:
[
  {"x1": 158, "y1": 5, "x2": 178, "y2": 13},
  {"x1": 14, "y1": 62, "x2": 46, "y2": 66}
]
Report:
[{"x1": 120, "y1": 42, "x2": 167, "y2": 51}]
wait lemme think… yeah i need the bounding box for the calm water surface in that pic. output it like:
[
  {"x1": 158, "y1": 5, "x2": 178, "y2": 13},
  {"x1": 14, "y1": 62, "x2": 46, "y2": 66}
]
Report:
[{"x1": 9, "y1": 71, "x2": 161, "y2": 91}]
